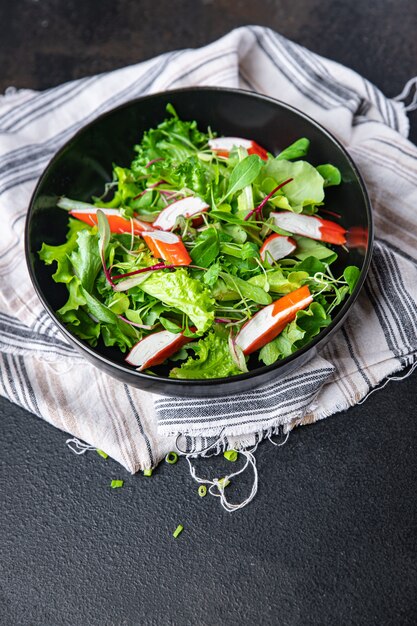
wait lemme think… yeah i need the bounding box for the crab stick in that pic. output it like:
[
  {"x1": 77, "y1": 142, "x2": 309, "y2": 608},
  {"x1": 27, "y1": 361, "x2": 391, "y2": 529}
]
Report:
[
  {"x1": 346, "y1": 225, "x2": 368, "y2": 250},
  {"x1": 271, "y1": 212, "x2": 346, "y2": 245},
  {"x1": 153, "y1": 196, "x2": 209, "y2": 231},
  {"x1": 68, "y1": 207, "x2": 153, "y2": 235},
  {"x1": 235, "y1": 285, "x2": 313, "y2": 355},
  {"x1": 126, "y1": 330, "x2": 192, "y2": 371},
  {"x1": 208, "y1": 137, "x2": 268, "y2": 161},
  {"x1": 260, "y1": 234, "x2": 297, "y2": 262},
  {"x1": 142, "y1": 231, "x2": 192, "y2": 266}
]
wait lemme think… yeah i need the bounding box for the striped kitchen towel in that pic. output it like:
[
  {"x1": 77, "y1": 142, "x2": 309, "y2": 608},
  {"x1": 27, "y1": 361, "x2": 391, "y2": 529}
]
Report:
[{"x1": 0, "y1": 26, "x2": 416, "y2": 475}]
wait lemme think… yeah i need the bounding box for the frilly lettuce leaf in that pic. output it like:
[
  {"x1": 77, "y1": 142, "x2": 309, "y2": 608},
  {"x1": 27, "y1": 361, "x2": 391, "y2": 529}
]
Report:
[
  {"x1": 139, "y1": 269, "x2": 215, "y2": 333},
  {"x1": 59, "y1": 308, "x2": 101, "y2": 345},
  {"x1": 169, "y1": 326, "x2": 241, "y2": 379},
  {"x1": 70, "y1": 228, "x2": 101, "y2": 292},
  {"x1": 38, "y1": 218, "x2": 89, "y2": 284}
]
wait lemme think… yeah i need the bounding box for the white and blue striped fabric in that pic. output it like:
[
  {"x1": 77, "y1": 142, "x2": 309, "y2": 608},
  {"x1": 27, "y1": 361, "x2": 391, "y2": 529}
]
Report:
[{"x1": 1, "y1": 26, "x2": 416, "y2": 472}]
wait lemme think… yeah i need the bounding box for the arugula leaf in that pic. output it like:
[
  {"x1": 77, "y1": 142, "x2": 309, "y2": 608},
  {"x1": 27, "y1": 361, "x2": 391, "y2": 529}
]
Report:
[
  {"x1": 203, "y1": 262, "x2": 221, "y2": 287},
  {"x1": 169, "y1": 326, "x2": 241, "y2": 379},
  {"x1": 343, "y1": 266, "x2": 361, "y2": 293},
  {"x1": 316, "y1": 164, "x2": 342, "y2": 187},
  {"x1": 219, "y1": 273, "x2": 272, "y2": 305},
  {"x1": 159, "y1": 317, "x2": 183, "y2": 333},
  {"x1": 223, "y1": 154, "x2": 263, "y2": 200},
  {"x1": 276, "y1": 138, "x2": 310, "y2": 161},
  {"x1": 190, "y1": 227, "x2": 220, "y2": 267}
]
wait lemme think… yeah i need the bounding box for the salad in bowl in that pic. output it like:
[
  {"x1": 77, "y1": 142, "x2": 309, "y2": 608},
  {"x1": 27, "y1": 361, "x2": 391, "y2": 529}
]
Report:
[{"x1": 39, "y1": 104, "x2": 360, "y2": 380}]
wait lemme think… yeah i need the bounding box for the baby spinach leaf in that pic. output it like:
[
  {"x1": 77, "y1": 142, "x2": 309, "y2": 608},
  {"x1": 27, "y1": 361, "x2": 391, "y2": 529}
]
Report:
[
  {"x1": 159, "y1": 317, "x2": 183, "y2": 333},
  {"x1": 276, "y1": 138, "x2": 310, "y2": 161},
  {"x1": 343, "y1": 266, "x2": 361, "y2": 293},
  {"x1": 316, "y1": 164, "x2": 342, "y2": 187}
]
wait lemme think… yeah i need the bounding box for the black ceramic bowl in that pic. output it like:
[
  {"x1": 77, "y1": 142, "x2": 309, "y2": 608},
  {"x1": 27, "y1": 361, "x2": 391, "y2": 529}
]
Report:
[{"x1": 25, "y1": 87, "x2": 373, "y2": 397}]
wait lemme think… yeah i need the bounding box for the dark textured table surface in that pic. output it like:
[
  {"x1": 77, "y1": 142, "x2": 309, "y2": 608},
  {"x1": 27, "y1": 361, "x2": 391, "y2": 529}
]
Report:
[{"x1": 1, "y1": 1, "x2": 417, "y2": 625}]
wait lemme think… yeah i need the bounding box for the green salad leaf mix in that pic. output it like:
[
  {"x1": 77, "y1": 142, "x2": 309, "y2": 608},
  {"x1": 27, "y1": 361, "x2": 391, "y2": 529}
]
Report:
[{"x1": 39, "y1": 105, "x2": 360, "y2": 379}]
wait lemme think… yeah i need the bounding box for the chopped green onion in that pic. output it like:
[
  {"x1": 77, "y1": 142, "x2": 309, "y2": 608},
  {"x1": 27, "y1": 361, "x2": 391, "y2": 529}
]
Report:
[
  {"x1": 110, "y1": 479, "x2": 124, "y2": 489},
  {"x1": 173, "y1": 524, "x2": 184, "y2": 538},
  {"x1": 96, "y1": 449, "x2": 108, "y2": 459},
  {"x1": 198, "y1": 485, "x2": 207, "y2": 498},
  {"x1": 224, "y1": 449, "x2": 238, "y2": 462},
  {"x1": 217, "y1": 477, "x2": 230, "y2": 490},
  {"x1": 165, "y1": 451, "x2": 178, "y2": 465},
  {"x1": 143, "y1": 468, "x2": 153, "y2": 477}
]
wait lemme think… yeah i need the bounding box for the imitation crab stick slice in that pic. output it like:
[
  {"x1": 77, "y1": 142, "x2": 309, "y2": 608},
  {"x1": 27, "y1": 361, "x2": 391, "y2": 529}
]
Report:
[
  {"x1": 270, "y1": 212, "x2": 347, "y2": 245},
  {"x1": 68, "y1": 207, "x2": 153, "y2": 235},
  {"x1": 126, "y1": 330, "x2": 192, "y2": 371},
  {"x1": 153, "y1": 196, "x2": 209, "y2": 231},
  {"x1": 235, "y1": 285, "x2": 313, "y2": 355},
  {"x1": 346, "y1": 225, "x2": 368, "y2": 250},
  {"x1": 208, "y1": 137, "x2": 268, "y2": 161},
  {"x1": 260, "y1": 234, "x2": 297, "y2": 262},
  {"x1": 142, "y1": 231, "x2": 192, "y2": 266}
]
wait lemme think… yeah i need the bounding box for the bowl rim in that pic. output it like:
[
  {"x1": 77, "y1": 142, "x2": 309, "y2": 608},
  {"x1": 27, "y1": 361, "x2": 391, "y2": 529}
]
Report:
[{"x1": 25, "y1": 85, "x2": 374, "y2": 388}]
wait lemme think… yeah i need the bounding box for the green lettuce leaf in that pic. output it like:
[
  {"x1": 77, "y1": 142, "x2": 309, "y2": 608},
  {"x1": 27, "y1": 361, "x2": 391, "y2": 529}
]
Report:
[
  {"x1": 293, "y1": 236, "x2": 338, "y2": 264},
  {"x1": 59, "y1": 308, "x2": 101, "y2": 345},
  {"x1": 81, "y1": 288, "x2": 138, "y2": 351},
  {"x1": 139, "y1": 269, "x2": 215, "y2": 333},
  {"x1": 70, "y1": 228, "x2": 102, "y2": 292},
  {"x1": 248, "y1": 270, "x2": 309, "y2": 294},
  {"x1": 264, "y1": 158, "x2": 325, "y2": 211},
  {"x1": 259, "y1": 302, "x2": 331, "y2": 366},
  {"x1": 58, "y1": 277, "x2": 86, "y2": 315},
  {"x1": 38, "y1": 218, "x2": 90, "y2": 284},
  {"x1": 169, "y1": 326, "x2": 241, "y2": 379}
]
